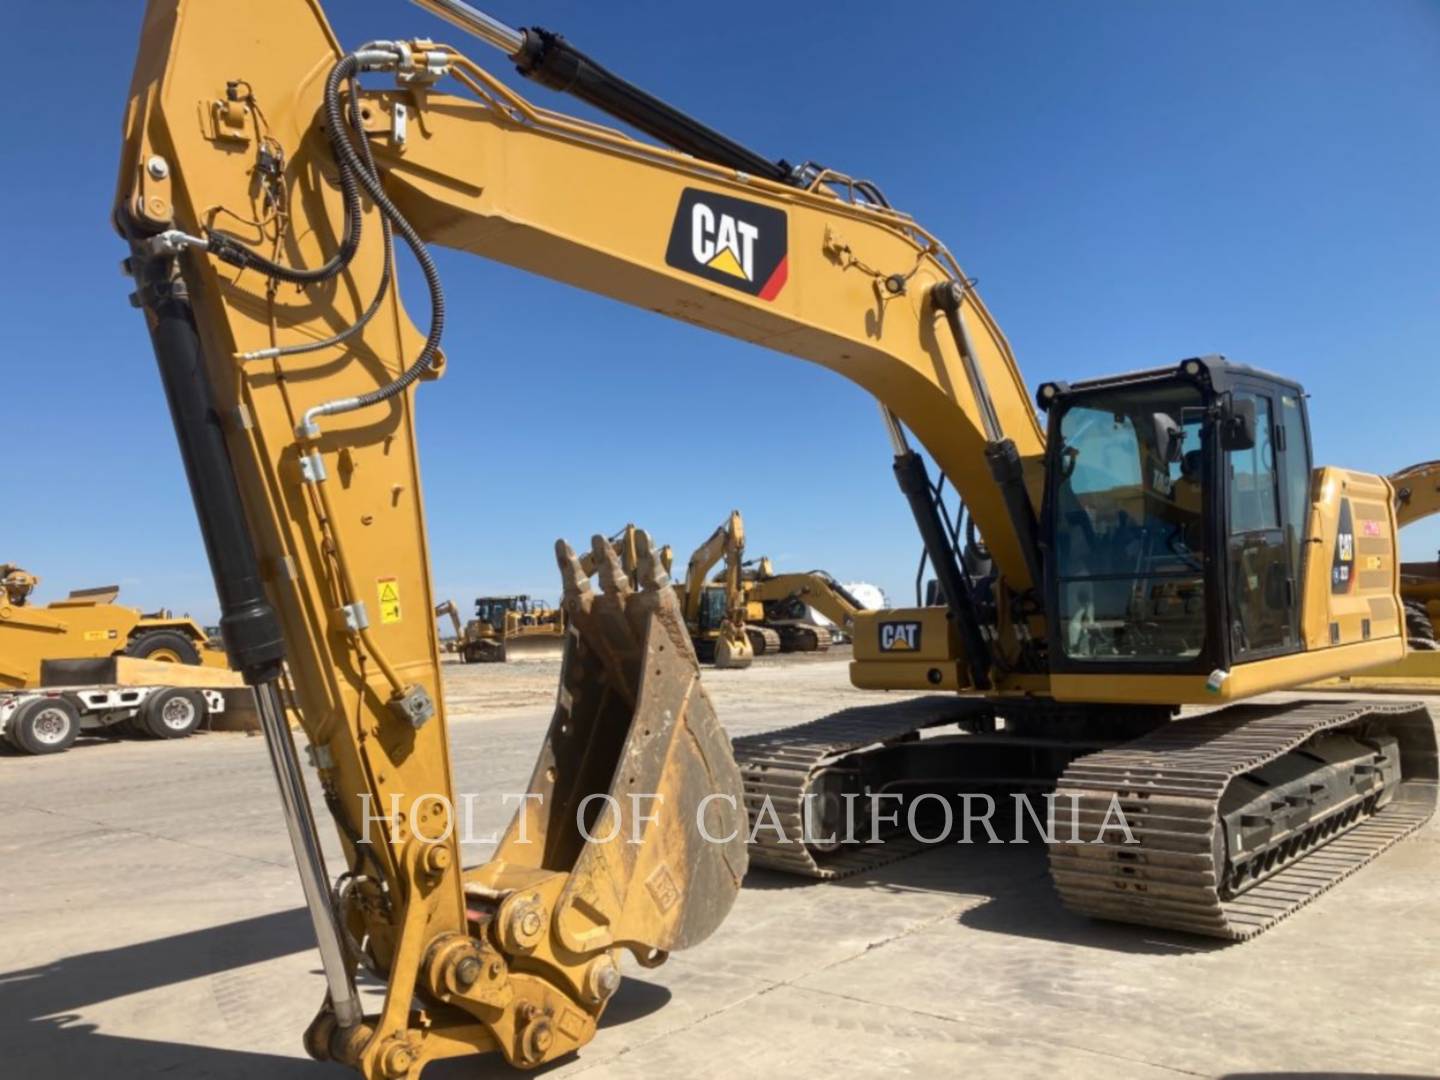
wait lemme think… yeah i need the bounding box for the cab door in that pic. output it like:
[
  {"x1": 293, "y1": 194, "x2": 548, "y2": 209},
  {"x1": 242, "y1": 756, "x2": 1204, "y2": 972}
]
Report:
[{"x1": 1224, "y1": 383, "x2": 1305, "y2": 659}]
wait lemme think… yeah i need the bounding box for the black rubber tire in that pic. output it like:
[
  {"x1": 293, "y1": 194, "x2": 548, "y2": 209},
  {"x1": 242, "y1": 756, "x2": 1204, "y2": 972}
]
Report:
[
  {"x1": 141, "y1": 687, "x2": 206, "y2": 739},
  {"x1": 124, "y1": 628, "x2": 202, "y2": 666},
  {"x1": 10, "y1": 696, "x2": 81, "y2": 755},
  {"x1": 1403, "y1": 601, "x2": 1437, "y2": 649}
]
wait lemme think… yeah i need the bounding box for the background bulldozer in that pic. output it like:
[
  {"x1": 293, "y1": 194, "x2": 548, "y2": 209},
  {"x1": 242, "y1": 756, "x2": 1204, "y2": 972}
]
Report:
[
  {"x1": 0, "y1": 564, "x2": 222, "y2": 689},
  {"x1": 456, "y1": 594, "x2": 566, "y2": 663}
]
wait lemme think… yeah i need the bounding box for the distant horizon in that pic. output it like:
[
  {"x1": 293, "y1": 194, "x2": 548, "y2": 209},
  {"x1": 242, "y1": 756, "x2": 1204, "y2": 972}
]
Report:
[{"x1": 6, "y1": 0, "x2": 1437, "y2": 625}]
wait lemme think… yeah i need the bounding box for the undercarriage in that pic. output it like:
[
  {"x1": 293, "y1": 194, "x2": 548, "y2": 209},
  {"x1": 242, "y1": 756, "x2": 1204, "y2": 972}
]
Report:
[{"x1": 734, "y1": 697, "x2": 1437, "y2": 938}]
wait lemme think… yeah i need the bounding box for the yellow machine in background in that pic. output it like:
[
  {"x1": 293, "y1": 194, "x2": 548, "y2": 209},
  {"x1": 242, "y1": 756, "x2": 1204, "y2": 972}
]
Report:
[
  {"x1": 456, "y1": 594, "x2": 565, "y2": 663},
  {"x1": 1394, "y1": 460, "x2": 1440, "y2": 649},
  {"x1": 1317, "y1": 461, "x2": 1440, "y2": 690},
  {"x1": 0, "y1": 563, "x2": 223, "y2": 689},
  {"x1": 115, "y1": 0, "x2": 1434, "y2": 1073},
  {"x1": 742, "y1": 558, "x2": 872, "y2": 652},
  {"x1": 676, "y1": 511, "x2": 758, "y2": 668},
  {"x1": 433, "y1": 599, "x2": 462, "y2": 652}
]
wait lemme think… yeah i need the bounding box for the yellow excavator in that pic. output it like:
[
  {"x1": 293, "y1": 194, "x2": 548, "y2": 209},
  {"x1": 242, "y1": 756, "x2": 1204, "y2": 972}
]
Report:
[
  {"x1": 433, "y1": 599, "x2": 461, "y2": 652},
  {"x1": 741, "y1": 558, "x2": 870, "y2": 652},
  {"x1": 115, "y1": 0, "x2": 1434, "y2": 1073},
  {"x1": 676, "y1": 511, "x2": 761, "y2": 668},
  {"x1": 0, "y1": 562, "x2": 223, "y2": 688}
]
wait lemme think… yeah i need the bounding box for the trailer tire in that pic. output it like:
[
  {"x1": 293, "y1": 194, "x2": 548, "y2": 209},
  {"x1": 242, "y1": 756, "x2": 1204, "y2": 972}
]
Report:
[
  {"x1": 11, "y1": 697, "x2": 81, "y2": 755},
  {"x1": 142, "y1": 688, "x2": 205, "y2": 739},
  {"x1": 115, "y1": 716, "x2": 148, "y2": 738},
  {"x1": 125, "y1": 628, "x2": 203, "y2": 666}
]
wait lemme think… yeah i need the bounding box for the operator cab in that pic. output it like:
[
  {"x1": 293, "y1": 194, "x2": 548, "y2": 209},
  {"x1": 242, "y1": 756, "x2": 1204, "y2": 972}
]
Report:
[
  {"x1": 474, "y1": 595, "x2": 526, "y2": 628},
  {"x1": 1038, "y1": 356, "x2": 1313, "y2": 676},
  {"x1": 697, "y1": 585, "x2": 729, "y2": 632}
]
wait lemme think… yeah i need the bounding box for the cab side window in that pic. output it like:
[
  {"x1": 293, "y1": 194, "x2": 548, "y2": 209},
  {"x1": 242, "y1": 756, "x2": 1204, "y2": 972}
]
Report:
[
  {"x1": 1226, "y1": 390, "x2": 1296, "y2": 656},
  {"x1": 1229, "y1": 394, "x2": 1279, "y2": 535},
  {"x1": 1279, "y1": 393, "x2": 1311, "y2": 577}
]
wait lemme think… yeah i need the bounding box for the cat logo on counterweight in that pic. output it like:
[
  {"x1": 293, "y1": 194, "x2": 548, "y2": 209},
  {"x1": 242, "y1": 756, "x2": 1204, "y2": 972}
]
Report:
[
  {"x1": 879, "y1": 621, "x2": 922, "y2": 652},
  {"x1": 665, "y1": 188, "x2": 788, "y2": 301}
]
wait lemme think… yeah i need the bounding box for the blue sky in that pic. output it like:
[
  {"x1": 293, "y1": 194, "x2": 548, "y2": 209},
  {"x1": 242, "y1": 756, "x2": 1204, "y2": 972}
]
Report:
[{"x1": 4, "y1": 1, "x2": 1438, "y2": 621}]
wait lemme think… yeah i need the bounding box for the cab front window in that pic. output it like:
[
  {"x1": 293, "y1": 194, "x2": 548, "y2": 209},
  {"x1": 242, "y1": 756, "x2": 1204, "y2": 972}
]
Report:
[{"x1": 1051, "y1": 383, "x2": 1207, "y2": 662}]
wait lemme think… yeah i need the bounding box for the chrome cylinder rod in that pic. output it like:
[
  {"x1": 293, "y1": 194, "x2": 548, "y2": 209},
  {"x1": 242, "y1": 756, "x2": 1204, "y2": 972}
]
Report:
[
  {"x1": 878, "y1": 403, "x2": 910, "y2": 456},
  {"x1": 409, "y1": 0, "x2": 523, "y2": 55},
  {"x1": 254, "y1": 681, "x2": 364, "y2": 1029}
]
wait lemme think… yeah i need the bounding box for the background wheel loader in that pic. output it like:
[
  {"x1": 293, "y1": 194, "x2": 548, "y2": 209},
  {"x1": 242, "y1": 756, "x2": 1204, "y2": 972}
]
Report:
[{"x1": 0, "y1": 563, "x2": 224, "y2": 689}]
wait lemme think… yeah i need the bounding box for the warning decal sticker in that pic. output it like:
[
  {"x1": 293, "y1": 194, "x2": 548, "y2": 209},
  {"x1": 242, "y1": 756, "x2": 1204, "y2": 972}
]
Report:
[{"x1": 377, "y1": 578, "x2": 402, "y2": 624}]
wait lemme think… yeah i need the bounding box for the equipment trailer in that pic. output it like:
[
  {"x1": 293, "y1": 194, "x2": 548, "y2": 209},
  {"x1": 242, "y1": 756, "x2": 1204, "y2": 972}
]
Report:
[{"x1": 0, "y1": 682, "x2": 225, "y2": 754}]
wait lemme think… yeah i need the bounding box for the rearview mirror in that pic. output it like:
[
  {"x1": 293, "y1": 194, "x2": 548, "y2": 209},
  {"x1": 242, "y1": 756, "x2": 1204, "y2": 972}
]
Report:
[
  {"x1": 1152, "y1": 413, "x2": 1184, "y2": 463},
  {"x1": 1221, "y1": 397, "x2": 1256, "y2": 452}
]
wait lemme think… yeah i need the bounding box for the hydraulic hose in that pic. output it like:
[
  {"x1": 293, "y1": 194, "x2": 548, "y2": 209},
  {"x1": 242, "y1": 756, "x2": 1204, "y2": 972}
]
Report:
[
  {"x1": 301, "y1": 50, "x2": 446, "y2": 430},
  {"x1": 207, "y1": 55, "x2": 366, "y2": 284},
  {"x1": 242, "y1": 86, "x2": 395, "y2": 362}
]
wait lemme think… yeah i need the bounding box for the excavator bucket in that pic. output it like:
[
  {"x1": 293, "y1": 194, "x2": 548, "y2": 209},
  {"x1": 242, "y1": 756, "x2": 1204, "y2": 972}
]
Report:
[
  {"x1": 713, "y1": 631, "x2": 755, "y2": 670},
  {"x1": 475, "y1": 529, "x2": 748, "y2": 959}
]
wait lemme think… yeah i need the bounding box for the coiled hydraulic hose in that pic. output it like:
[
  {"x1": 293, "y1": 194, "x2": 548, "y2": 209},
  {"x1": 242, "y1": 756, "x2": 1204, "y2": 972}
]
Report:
[
  {"x1": 241, "y1": 79, "x2": 394, "y2": 362},
  {"x1": 207, "y1": 54, "x2": 366, "y2": 285},
  {"x1": 300, "y1": 47, "x2": 446, "y2": 432}
]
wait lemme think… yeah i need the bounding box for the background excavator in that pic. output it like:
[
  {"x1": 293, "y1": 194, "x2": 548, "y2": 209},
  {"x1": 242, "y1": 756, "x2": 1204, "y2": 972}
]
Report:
[
  {"x1": 115, "y1": 0, "x2": 1434, "y2": 1074},
  {"x1": 676, "y1": 511, "x2": 760, "y2": 668},
  {"x1": 741, "y1": 558, "x2": 873, "y2": 652},
  {"x1": 432, "y1": 598, "x2": 462, "y2": 652},
  {"x1": 0, "y1": 562, "x2": 223, "y2": 688}
]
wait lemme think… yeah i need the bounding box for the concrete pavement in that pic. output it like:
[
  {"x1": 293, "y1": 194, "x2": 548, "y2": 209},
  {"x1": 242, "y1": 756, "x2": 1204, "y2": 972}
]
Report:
[{"x1": 1, "y1": 656, "x2": 1435, "y2": 1078}]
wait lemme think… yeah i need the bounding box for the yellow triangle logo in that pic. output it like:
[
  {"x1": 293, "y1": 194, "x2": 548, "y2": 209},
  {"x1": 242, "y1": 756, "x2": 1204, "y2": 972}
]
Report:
[
  {"x1": 891, "y1": 638, "x2": 911, "y2": 650},
  {"x1": 706, "y1": 246, "x2": 748, "y2": 280},
  {"x1": 379, "y1": 582, "x2": 399, "y2": 602}
]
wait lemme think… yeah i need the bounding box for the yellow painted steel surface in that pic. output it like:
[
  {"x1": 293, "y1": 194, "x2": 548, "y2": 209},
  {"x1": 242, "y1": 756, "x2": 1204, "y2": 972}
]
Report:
[{"x1": 0, "y1": 564, "x2": 217, "y2": 688}]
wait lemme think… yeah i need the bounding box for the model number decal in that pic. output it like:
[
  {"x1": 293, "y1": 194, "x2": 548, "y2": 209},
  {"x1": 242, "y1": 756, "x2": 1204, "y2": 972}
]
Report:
[{"x1": 1330, "y1": 499, "x2": 1355, "y2": 595}]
